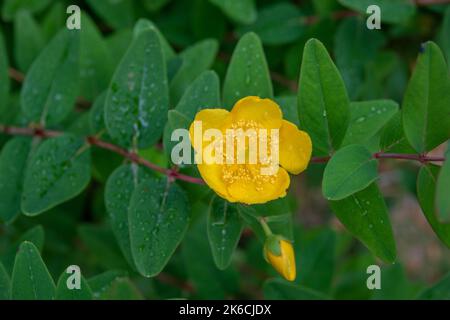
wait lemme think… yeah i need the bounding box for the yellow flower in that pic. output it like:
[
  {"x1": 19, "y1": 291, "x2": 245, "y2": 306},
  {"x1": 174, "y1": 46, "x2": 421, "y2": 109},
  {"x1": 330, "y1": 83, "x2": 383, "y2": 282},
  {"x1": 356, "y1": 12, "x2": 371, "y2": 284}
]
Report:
[
  {"x1": 264, "y1": 235, "x2": 296, "y2": 281},
  {"x1": 189, "y1": 96, "x2": 312, "y2": 204}
]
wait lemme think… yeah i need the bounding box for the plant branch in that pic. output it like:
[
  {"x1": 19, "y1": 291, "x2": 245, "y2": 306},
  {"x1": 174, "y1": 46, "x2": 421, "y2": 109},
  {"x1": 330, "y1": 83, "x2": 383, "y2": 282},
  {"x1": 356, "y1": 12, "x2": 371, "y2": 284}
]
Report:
[
  {"x1": 0, "y1": 124, "x2": 205, "y2": 185},
  {"x1": 373, "y1": 152, "x2": 445, "y2": 163},
  {"x1": 0, "y1": 125, "x2": 445, "y2": 187},
  {"x1": 8, "y1": 68, "x2": 92, "y2": 109}
]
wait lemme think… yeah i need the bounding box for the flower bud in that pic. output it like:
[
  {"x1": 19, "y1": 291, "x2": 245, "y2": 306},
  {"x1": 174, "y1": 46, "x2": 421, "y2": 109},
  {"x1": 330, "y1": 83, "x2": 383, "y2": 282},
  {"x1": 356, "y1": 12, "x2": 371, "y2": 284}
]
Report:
[{"x1": 263, "y1": 235, "x2": 296, "y2": 281}]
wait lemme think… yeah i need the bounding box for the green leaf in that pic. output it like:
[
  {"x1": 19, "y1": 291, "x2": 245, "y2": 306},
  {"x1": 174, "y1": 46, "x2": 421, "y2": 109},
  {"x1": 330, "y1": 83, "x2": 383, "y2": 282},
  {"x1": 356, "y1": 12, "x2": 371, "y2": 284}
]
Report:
[
  {"x1": 21, "y1": 134, "x2": 91, "y2": 216},
  {"x1": 0, "y1": 29, "x2": 9, "y2": 115},
  {"x1": 263, "y1": 279, "x2": 329, "y2": 300},
  {"x1": 143, "y1": 0, "x2": 170, "y2": 12},
  {"x1": 106, "y1": 29, "x2": 132, "y2": 66},
  {"x1": 334, "y1": 18, "x2": 385, "y2": 100},
  {"x1": 337, "y1": 0, "x2": 415, "y2": 24},
  {"x1": 275, "y1": 96, "x2": 300, "y2": 127},
  {"x1": 436, "y1": 155, "x2": 450, "y2": 222},
  {"x1": 14, "y1": 10, "x2": 44, "y2": 72},
  {"x1": 85, "y1": 0, "x2": 134, "y2": 29},
  {"x1": 440, "y1": 6, "x2": 450, "y2": 72},
  {"x1": 96, "y1": 277, "x2": 143, "y2": 300},
  {"x1": 191, "y1": 0, "x2": 226, "y2": 41},
  {"x1": 89, "y1": 91, "x2": 107, "y2": 134},
  {"x1": 379, "y1": 112, "x2": 416, "y2": 153},
  {"x1": 105, "y1": 164, "x2": 153, "y2": 268},
  {"x1": 79, "y1": 14, "x2": 112, "y2": 100},
  {"x1": 238, "y1": 3, "x2": 303, "y2": 45},
  {"x1": 88, "y1": 270, "x2": 127, "y2": 299},
  {"x1": 182, "y1": 220, "x2": 239, "y2": 299},
  {"x1": 416, "y1": 272, "x2": 450, "y2": 300},
  {"x1": 323, "y1": 145, "x2": 378, "y2": 200},
  {"x1": 1, "y1": 225, "x2": 45, "y2": 274},
  {"x1": 11, "y1": 241, "x2": 55, "y2": 300},
  {"x1": 133, "y1": 19, "x2": 175, "y2": 62},
  {"x1": 402, "y1": 42, "x2": 450, "y2": 153},
  {"x1": 329, "y1": 183, "x2": 397, "y2": 263},
  {"x1": 56, "y1": 269, "x2": 93, "y2": 300},
  {"x1": 207, "y1": 197, "x2": 243, "y2": 270},
  {"x1": 129, "y1": 178, "x2": 190, "y2": 277},
  {"x1": 298, "y1": 38, "x2": 350, "y2": 156},
  {"x1": 105, "y1": 28, "x2": 168, "y2": 149},
  {"x1": 21, "y1": 29, "x2": 80, "y2": 126},
  {"x1": 223, "y1": 32, "x2": 273, "y2": 108},
  {"x1": 371, "y1": 264, "x2": 422, "y2": 299},
  {"x1": 170, "y1": 39, "x2": 218, "y2": 104},
  {"x1": 417, "y1": 165, "x2": 450, "y2": 248},
  {"x1": 41, "y1": 2, "x2": 65, "y2": 41},
  {"x1": 163, "y1": 70, "x2": 221, "y2": 158},
  {"x1": 0, "y1": 137, "x2": 32, "y2": 223},
  {"x1": 2, "y1": 0, "x2": 51, "y2": 21},
  {"x1": 296, "y1": 229, "x2": 336, "y2": 293},
  {"x1": 0, "y1": 262, "x2": 11, "y2": 299},
  {"x1": 209, "y1": 0, "x2": 256, "y2": 25},
  {"x1": 78, "y1": 225, "x2": 129, "y2": 270},
  {"x1": 342, "y1": 100, "x2": 398, "y2": 147}
]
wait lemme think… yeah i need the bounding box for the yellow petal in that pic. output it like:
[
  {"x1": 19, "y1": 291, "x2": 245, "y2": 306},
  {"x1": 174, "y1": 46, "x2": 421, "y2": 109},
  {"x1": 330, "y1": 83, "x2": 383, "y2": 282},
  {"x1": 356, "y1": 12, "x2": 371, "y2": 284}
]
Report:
[
  {"x1": 197, "y1": 163, "x2": 234, "y2": 202},
  {"x1": 189, "y1": 109, "x2": 231, "y2": 152},
  {"x1": 230, "y1": 96, "x2": 282, "y2": 129},
  {"x1": 279, "y1": 120, "x2": 312, "y2": 175},
  {"x1": 267, "y1": 240, "x2": 296, "y2": 281},
  {"x1": 226, "y1": 166, "x2": 290, "y2": 205}
]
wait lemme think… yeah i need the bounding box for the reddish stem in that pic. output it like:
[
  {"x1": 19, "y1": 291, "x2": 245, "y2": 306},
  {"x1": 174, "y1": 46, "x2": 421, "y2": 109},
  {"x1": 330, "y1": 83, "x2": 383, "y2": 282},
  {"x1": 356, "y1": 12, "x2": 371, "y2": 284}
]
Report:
[
  {"x1": 374, "y1": 152, "x2": 445, "y2": 163},
  {"x1": 0, "y1": 125, "x2": 446, "y2": 187},
  {"x1": 0, "y1": 125, "x2": 205, "y2": 185}
]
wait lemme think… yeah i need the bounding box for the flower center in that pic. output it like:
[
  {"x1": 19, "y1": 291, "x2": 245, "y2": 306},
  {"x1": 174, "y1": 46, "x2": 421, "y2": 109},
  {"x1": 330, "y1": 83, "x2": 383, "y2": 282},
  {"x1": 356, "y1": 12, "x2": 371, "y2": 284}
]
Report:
[{"x1": 220, "y1": 119, "x2": 278, "y2": 190}]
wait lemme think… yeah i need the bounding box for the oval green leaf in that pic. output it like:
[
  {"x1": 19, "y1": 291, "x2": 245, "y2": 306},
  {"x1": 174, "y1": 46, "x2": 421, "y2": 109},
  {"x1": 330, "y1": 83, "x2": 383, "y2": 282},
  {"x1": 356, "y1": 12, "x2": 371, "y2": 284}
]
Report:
[
  {"x1": 14, "y1": 10, "x2": 44, "y2": 72},
  {"x1": 0, "y1": 137, "x2": 32, "y2": 223},
  {"x1": 0, "y1": 262, "x2": 10, "y2": 300},
  {"x1": 342, "y1": 100, "x2": 398, "y2": 147},
  {"x1": 0, "y1": 29, "x2": 9, "y2": 115},
  {"x1": 338, "y1": 0, "x2": 415, "y2": 24},
  {"x1": 170, "y1": 39, "x2": 218, "y2": 104},
  {"x1": 56, "y1": 269, "x2": 93, "y2": 300},
  {"x1": 2, "y1": 0, "x2": 51, "y2": 21},
  {"x1": 209, "y1": 0, "x2": 256, "y2": 25},
  {"x1": 329, "y1": 183, "x2": 397, "y2": 263},
  {"x1": 21, "y1": 29, "x2": 80, "y2": 126},
  {"x1": 379, "y1": 112, "x2": 416, "y2": 153},
  {"x1": 238, "y1": 3, "x2": 303, "y2": 45},
  {"x1": 207, "y1": 197, "x2": 243, "y2": 270},
  {"x1": 79, "y1": 14, "x2": 112, "y2": 100},
  {"x1": 163, "y1": 70, "x2": 221, "y2": 159},
  {"x1": 104, "y1": 164, "x2": 153, "y2": 268},
  {"x1": 85, "y1": 0, "x2": 134, "y2": 29},
  {"x1": 11, "y1": 241, "x2": 55, "y2": 300},
  {"x1": 323, "y1": 144, "x2": 378, "y2": 200},
  {"x1": 129, "y1": 178, "x2": 190, "y2": 277},
  {"x1": 436, "y1": 153, "x2": 450, "y2": 222},
  {"x1": 223, "y1": 32, "x2": 273, "y2": 108},
  {"x1": 402, "y1": 42, "x2": 450, "y2": 153},
  {"x1": 21, "y1": 134, "x2": 91, "y2": 216},
  {"x1": 105, "y1": 28, "x2": 168, "y2": 149},
  {"x1": 417, "y1": 165, "x2": 450, "y2": 248},
  {"x1": 298, "y1": 38, "x2": 350, "y2": 156}
]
